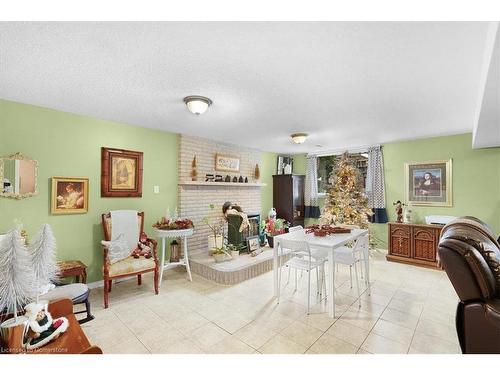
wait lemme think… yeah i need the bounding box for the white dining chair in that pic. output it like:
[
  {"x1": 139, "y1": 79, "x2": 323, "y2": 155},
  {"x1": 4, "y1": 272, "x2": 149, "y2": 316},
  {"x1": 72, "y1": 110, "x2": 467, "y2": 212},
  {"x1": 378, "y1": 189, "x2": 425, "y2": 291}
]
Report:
[
  {"x1": 277, "y1": 235, "x2": 326, "y2": 314},
  {"x1": 333, "y1": 233, "x2": 370, "y2": 306}
]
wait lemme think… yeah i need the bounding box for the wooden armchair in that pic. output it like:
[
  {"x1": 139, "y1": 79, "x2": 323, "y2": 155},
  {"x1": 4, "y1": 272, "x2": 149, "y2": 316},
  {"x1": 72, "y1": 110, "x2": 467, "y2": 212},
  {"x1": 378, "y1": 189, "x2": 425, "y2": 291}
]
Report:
[{"x1": 101, "y1": 211, "x2": 159, "y2": 308}]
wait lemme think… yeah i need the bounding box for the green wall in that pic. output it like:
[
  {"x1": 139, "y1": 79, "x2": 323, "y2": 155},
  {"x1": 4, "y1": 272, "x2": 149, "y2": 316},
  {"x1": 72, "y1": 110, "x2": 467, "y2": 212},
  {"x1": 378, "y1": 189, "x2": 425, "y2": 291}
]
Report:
[
  {"x1": 0, "y1": 100, "x2": 179, "y2": 283},
  {"x1": 0, "y1": 99, "x2": 278, "y2": 282},
  {"x1": 374, "y1": 133, "x2": 500, "y2": 248},
  {"x1": 312, "y1": 133, "x2": 500, "y2": 248}
]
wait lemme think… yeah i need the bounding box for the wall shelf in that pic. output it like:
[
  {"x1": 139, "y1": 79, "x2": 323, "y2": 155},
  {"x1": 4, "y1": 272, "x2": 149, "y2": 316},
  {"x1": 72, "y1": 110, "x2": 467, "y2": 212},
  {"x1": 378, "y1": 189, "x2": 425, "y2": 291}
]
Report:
[{"x1": 179, "y1": 181, "x2": 267, "y2": 187}]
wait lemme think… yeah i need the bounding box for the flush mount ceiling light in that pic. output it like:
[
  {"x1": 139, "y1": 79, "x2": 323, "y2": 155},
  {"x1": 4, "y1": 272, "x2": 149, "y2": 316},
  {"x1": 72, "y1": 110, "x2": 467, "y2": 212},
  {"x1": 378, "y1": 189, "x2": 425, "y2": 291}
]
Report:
[
  {"x1": 183, "y1": 95, "x2": 212, "y2": 115},
  {"x1": 291, "y1": 133, "x2": 308, "y2": 144}
]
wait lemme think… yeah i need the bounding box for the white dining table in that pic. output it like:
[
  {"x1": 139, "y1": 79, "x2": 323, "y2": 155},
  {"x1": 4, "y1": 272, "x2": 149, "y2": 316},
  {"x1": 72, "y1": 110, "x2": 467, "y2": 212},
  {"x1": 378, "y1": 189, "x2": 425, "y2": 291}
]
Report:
[{"x1": 273, "y1": 228, "x2": 369, "y2": 317}]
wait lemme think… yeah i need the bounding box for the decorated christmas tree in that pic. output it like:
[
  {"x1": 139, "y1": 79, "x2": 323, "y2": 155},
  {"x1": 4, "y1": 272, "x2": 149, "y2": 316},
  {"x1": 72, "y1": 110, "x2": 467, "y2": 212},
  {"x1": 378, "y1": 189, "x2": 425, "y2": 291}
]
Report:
[{"x1": 320, "y1": 152, "x2": 373, "y2": 228}]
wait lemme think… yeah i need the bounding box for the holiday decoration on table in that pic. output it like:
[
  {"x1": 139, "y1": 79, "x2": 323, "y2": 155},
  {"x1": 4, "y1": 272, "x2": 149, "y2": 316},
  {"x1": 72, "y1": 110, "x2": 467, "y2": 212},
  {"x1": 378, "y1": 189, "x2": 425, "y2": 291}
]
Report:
[
  {"x1": 0, "y1": 229, "x2": 35, "y2": 322},
  {"x1": 153, "y1": 217, "x2": 194, "y2": 230},
  {"x1": 23, "y1": 302, "x2": 68, "y2": 350},
  {"x1": 320, "y1": 152, "x2": 373, "y2": 229},
  {"x1": 393, "y1": 200, "x2": 405, "y2": 223},
  {"x1": 28, "y1": 224, "x2": 59, "y2": 301},
  {"x1": 305, "y1": 224, "x2": 352, "y2": 237}
]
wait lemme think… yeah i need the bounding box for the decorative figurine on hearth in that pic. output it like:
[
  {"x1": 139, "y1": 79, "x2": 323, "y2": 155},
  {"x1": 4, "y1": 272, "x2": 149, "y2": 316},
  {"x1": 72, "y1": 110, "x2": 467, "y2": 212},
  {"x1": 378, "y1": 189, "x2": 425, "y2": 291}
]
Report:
[
  {"x1": 393, "y1": 201, "x2": 404, "y2": 223},
  {"x1": 24, "y1": 302, "x2": 69, "y2": 350},
  {"x1": 222, "y1": 201, "x2": 250, "y2": 232}
]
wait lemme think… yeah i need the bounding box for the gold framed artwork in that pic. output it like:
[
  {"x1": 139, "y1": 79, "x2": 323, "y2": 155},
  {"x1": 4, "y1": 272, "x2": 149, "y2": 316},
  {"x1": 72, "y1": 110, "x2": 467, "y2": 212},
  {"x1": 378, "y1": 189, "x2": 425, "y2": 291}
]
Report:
[
  {"x1": 101, "y1": 147, "x2": 143, "y2": 197},
  {"x1": 404, "y1": 159, "x2": 452, "y2": 207},
  {"x1": 215, "y1": 154, "x2": 240, "y2": 172},
  {"x1": 51, "y1": 177, "x2": 89, "y2": 214}
]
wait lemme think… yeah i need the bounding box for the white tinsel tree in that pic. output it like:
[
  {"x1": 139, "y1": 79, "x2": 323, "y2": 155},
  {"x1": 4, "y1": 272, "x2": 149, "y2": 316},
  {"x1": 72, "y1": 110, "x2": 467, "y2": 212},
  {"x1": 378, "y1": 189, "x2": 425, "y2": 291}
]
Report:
[
  {"x1": 29, "y1": 224, "x2": 58, "y2": 301},
  {"x1": 0, "y1": 229, "x2": 34, "y2": 319}
]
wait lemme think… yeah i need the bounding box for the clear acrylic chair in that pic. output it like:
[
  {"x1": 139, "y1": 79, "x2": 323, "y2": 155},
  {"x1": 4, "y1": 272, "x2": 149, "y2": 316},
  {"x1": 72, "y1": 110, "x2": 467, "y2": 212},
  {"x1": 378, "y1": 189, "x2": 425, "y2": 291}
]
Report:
[{"x1": 277, "y1": 235, "x2": 326, "y2": 314}]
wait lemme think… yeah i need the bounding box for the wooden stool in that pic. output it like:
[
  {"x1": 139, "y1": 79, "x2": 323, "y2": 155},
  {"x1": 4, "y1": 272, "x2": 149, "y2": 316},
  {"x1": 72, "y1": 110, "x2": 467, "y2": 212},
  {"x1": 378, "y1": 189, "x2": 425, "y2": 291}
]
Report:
[{"x1": 57, "y1": 260, "x2": 87, "y2": 283}]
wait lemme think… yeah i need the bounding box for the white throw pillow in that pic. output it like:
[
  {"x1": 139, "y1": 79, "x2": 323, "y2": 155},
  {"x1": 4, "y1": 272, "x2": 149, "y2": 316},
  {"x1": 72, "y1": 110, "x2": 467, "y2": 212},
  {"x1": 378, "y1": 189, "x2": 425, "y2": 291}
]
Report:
[{"x1": 101, "y1": 233, "x2": 131, "y2": 264}]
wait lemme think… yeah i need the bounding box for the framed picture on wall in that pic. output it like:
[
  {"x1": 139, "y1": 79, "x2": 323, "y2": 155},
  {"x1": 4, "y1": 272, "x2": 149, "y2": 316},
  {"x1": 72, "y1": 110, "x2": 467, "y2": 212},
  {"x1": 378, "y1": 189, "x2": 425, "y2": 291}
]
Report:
[
  {"x1": 215, "y1": 154, "x2": 240, "y2": 172},
  {"x1": 405, "y1": 159, "x2": 452, "y2": 207},
  {"x1": 277, "y1": 155, "x2": 293, "y2": 175},
  {"x1": 101, "y1": 147, "x2": 143, "y2": 197},
  {"x1": 51, "y1": 177, "x2": 89, "y2": 214}
]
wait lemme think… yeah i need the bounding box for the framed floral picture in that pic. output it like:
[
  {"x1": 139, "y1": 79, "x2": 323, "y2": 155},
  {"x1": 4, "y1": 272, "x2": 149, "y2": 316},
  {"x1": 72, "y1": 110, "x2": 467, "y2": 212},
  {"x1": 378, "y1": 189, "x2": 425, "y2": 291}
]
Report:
[
  {"x1": 51, "y1": 177, "x2": 89, "y2": 214},
  {"x1": 405, "y1": 159, "x2": 452, "y2": 207},
  {"x1": 101, "y1": 147, "x2": 143, "y2": 197},
  {"x1": 215, "y1": 154, "x2": 240, "y2": 172}
]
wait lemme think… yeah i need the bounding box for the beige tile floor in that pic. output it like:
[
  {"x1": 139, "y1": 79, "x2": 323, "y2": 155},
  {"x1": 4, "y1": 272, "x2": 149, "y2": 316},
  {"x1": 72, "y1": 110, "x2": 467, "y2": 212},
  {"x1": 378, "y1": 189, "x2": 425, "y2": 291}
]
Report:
[{"x1": 81, "y1": 250, "x2": 461, "y2": 354}]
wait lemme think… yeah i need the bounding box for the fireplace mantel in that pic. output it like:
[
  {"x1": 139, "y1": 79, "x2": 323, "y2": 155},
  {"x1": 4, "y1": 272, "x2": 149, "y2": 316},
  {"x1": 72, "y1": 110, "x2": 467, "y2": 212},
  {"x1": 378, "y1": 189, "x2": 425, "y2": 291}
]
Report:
[{"x1": 179, "y1": 181, "x2": 267, "y2": 187}]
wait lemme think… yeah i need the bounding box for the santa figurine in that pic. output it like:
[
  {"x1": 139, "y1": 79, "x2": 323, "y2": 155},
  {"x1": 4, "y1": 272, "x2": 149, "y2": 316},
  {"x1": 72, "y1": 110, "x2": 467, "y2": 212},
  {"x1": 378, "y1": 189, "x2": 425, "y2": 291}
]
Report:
[{"x1": 23, "y1": 302, "x2": 69, "y2": 350}]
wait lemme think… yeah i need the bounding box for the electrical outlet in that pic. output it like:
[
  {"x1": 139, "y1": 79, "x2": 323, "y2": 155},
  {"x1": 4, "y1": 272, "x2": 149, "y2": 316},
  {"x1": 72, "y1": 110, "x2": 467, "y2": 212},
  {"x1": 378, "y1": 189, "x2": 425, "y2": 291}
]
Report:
[{"x1": 153, "y1": 185, "x2": 160, "y2": 194}]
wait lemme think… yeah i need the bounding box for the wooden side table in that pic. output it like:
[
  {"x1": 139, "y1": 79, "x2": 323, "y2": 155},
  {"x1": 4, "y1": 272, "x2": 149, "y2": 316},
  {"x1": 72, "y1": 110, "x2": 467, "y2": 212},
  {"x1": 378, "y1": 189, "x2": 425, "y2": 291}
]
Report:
[{"x1": 57, "y1": 260, "x2": 88, "y2": 284}]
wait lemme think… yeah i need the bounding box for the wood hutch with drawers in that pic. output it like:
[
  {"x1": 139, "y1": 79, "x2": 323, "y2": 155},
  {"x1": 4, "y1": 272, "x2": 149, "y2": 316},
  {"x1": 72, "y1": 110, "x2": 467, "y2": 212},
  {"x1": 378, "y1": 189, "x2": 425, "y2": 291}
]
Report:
[{"x1": 387, "y1": 222, "x2": 444, "y2": 269}]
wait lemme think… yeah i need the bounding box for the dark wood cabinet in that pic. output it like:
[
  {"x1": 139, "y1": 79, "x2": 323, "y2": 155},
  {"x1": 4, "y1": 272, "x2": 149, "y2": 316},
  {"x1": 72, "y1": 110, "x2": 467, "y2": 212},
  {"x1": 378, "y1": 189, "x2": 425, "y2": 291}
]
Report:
[
  {"x1": 387, "y1": 222, "x2": 443, "y2": 269},
  {"x1": 272, "y1": 174, "x2": 305, "y2": 227}
]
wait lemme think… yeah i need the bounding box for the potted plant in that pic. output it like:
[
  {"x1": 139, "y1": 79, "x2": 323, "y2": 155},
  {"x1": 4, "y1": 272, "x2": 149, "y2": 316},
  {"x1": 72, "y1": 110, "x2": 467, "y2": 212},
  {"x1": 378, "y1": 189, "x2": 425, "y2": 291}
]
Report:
[
  {"x1": 212, "y1": 246, "x2": 230, "y2": 263},
  {"x1": 203, "y1": 204, "x2": 225, "y2": 255},
  {"x1": 263, "y1": 218, "x2": 289, "y2": 248},
  {"x1": 226, "y1": 243, "x2": 244, "y2": 259}
]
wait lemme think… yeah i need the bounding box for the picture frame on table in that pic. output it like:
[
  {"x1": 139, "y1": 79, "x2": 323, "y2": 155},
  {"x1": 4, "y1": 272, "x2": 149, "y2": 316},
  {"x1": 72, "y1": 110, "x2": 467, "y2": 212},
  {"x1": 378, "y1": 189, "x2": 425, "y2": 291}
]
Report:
[
  {"x1": 246, "y1": 235, "x2": 260, "y2": 252},
  {"x1": 101, "y1": 147, "x2": 143, "y2": 197},
  {"x1": 404, "y1": 159, "x2": 452, "y2": 207},
  {"x1": 51, "y1": 177, "x2": 89, "y2": 214}
]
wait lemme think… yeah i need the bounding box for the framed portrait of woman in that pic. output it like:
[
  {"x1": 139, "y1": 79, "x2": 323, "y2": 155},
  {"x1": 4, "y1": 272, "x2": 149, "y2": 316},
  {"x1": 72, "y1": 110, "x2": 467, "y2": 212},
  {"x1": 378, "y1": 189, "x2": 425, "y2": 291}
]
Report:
[
  {"x1": 404, "y1": 159, "x2": 452, "y2": 207},
  {"x1": 51, "y1": 177, "x2": 89, "y2": 214},
  {"x1": 101, "y1": 147, "x2": 143, "y2": 197}
]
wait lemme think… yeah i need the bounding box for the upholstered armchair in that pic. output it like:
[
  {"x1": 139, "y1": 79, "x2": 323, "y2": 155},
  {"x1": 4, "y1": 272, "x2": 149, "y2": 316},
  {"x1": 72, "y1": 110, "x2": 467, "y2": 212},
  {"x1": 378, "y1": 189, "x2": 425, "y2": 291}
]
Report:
[
  {"x1": 101, "y1": 211, "x2": 159, "y2": 308},
  {"x1": 438, "y1": 216, "x2": 500, "y2": 354}
]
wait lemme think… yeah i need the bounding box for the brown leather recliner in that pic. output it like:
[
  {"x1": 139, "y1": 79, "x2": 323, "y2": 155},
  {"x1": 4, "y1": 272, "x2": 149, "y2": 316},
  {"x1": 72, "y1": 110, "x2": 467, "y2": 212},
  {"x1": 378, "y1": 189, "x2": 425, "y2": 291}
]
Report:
[{"x1": 438, "y1": 216, "x2": 500, "y2": 354}]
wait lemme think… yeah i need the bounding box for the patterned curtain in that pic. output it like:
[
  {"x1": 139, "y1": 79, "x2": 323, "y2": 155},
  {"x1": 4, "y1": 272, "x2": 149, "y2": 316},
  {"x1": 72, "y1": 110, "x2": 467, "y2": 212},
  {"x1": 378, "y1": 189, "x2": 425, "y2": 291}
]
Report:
[
  {"x1": 305, "y1": 156, "x2": 321, "y2": 218},
  {"x1": 366, "y1": 146, "x2": 388, "y2": 223}
]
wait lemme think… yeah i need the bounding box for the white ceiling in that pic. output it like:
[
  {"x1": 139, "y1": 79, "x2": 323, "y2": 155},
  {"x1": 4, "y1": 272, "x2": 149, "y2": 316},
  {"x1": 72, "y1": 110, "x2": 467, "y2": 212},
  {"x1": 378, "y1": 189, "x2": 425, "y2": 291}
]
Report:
[{"x1": 0, "y1": 22, "x2": 494, "y2": 153}]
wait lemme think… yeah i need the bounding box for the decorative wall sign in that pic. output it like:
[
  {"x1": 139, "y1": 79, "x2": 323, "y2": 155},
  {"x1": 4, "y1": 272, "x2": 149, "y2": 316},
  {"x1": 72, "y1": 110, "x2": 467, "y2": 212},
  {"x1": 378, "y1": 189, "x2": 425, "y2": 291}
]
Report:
[
  {"x1": 51, "y1": 177, "x2": 89, "y2": 214},
  {"x1": 405, "y1": 159, "x2": 452, "y2": 207},
  {"x1": 101, "y1": 147, "x2": 143, "y2": 197},
  {"x1": 215, "y1": 154, "x2": 240, "y2": 172}
]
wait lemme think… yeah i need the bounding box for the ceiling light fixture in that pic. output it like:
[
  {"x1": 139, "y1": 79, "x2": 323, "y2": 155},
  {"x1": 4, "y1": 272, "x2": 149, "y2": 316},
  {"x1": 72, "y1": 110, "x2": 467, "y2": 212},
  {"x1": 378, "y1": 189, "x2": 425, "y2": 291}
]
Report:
[
  {"x1": 183, "y1": 95, "x2": 212, "y2": 115},
  {"x1": 291, "y1": 133, "x2": 308, "y2": 144}
]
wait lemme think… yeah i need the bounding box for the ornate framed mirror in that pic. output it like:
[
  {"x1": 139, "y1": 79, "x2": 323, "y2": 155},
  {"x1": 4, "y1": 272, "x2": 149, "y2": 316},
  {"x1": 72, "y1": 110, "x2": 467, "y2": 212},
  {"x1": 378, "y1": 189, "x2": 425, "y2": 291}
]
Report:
[{"x1": 0, "y1": 153, "x2": 39, "y2": 199}]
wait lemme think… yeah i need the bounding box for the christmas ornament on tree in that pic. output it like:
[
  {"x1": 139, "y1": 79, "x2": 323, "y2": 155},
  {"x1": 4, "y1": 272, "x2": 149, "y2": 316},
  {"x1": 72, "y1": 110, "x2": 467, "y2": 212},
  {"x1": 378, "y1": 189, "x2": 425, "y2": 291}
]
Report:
[
  {"x1": 320, "y1": 152, "x2": 373, "y2": 228},
  {"x1": 29, "y1": 224, "x2": 59, "y2": 300}
]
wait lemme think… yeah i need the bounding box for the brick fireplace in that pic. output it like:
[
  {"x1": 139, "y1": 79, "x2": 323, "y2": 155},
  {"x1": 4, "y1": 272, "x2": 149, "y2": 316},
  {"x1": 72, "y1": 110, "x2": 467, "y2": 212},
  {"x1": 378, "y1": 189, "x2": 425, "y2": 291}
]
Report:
[{"x1": 178, "y1": 135, "x2": 264, "y2": 257}]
